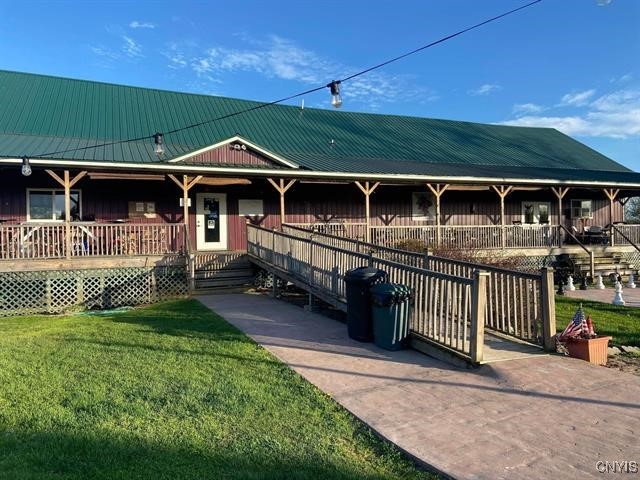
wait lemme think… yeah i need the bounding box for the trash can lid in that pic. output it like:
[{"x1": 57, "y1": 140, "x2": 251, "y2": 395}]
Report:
[
  {"x1": 345, "y1": 267, "x2": 386, "y2": 281},
  {"x1": 370, "y1": 283, "x2": 412, "y2": 301},
  {"x1": 370, "y1": 283, "x2": 411, "y2": 294}
]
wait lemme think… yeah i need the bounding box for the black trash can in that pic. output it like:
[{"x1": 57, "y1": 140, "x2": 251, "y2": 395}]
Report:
[
  {"x1": 344, "y1": 267, "x2": 387, "y2": 341},
  {"x1": 370, "y1": 283, "x2": 412, "y2": 350}
]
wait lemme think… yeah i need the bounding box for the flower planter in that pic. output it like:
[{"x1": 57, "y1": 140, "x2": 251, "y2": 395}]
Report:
[{"x1": 565, "y1": 336, "x2": 612, "y2": 365}]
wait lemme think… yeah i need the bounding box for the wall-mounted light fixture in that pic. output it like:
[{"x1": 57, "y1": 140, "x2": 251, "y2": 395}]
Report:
[{"x1": 21, "y1": 156, "x2": 32, "y2": 176}]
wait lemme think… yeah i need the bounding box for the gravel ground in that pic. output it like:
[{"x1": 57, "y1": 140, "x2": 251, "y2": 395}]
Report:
[{"x1": 606, "y1": 353, "x2": 640, "y2": 377}]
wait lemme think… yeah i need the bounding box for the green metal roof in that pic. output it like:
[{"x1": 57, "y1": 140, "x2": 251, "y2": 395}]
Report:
[{"x1": 0, "y1": 69, "x2": 635, "y2": 183}]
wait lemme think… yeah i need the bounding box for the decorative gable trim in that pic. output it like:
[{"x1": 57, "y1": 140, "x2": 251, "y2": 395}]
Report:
[{"x1": 168, "y1": 135, "x2": 299, "y2": 169}]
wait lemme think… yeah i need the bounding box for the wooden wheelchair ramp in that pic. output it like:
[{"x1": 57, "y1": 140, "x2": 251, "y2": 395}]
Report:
[{"x1": 246, "y1": 224, "x2": 556, "y2": 366}]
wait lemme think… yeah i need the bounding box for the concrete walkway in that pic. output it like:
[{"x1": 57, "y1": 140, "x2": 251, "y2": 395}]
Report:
[{"x1": 198, "y1": 293, "x2": 640, "y2": 480}]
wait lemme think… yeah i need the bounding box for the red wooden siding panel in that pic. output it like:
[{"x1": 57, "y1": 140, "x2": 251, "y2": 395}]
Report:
[{"x1": 181, "y1": 143, "x2": 282, "y2": 168}]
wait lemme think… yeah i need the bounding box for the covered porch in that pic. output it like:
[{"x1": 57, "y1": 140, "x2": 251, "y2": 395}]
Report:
[{"x1": 1, "y1": 165, "x2": 640, "y2": 263}]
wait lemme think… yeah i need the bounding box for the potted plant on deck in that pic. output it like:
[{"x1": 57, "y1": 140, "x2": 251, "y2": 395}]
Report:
[{"x1": 557, "y1": 304, "x2": 612, "y2": 365}]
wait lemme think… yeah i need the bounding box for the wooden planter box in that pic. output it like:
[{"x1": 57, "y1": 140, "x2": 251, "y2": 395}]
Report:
[{"x1": 565, "y1": 336, "x2": 612, "y2": 365}]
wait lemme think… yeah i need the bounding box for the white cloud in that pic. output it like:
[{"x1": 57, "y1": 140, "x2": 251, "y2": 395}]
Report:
[
  {"x1": 468, "y1": 83, "x2": 502, "y2": 96},
  {"x1": 91, "y1": 46, "x2": 119, "y2": 60},
  {"x1": 559, "y1": 89, "x2": 596, "y2": 106},
  {"x1": 184, "y1": 35, "x2": 436, "y2": 109},
  {"x1": 129, "y1": 21, "x2": 155, "y2": 29},
  {"x1": 122, "y1": 36, "x2": 143, "y2": 58},
  {"x1": 501, "y1": 89, "x2": 640, "y2": 139},
  {"x1": 512, "y1": 103, "x2": 545, "y2": 115},
  {"x1": 611, "y1": 73, "x2": 632, "y2": 84}
]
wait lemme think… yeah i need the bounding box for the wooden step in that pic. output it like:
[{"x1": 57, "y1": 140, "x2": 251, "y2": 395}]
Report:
[{"x1": 191, "y1": 251, "x2": 256, "y2": 290}]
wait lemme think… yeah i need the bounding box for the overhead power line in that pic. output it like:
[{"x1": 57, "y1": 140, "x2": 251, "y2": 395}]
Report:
[{"x1": 30, "y1": 0, "x2": 543, "y2": 160}]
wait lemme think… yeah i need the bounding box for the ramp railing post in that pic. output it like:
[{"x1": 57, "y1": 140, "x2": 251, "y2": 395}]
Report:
[
  {"x1": 540, "y1": 267, "x2": 557, "y2": 351},
  {"x1": 470, "y1": 270, "x2": 489, "y2": 363}
]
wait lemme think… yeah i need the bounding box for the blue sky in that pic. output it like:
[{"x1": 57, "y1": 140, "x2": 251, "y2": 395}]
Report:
[{"x1": 0, "y1": 0, "x2": 638, "y2": 169}]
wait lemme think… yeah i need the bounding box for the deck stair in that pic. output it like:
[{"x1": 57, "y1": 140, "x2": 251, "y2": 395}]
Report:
[
  {"x1": 192, "y1": 252, "x2": 255, "y2": 290},
  {"x1": 566, "y1": 248, "x2": 636, "y2": 279}
]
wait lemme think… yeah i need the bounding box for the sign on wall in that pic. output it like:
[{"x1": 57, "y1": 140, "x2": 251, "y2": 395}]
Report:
[
  {"x1": 238, "y1": 199, "x2": 264, "y2": 217},
  {"x1": 411, "y1": 192, "x2": 436, "y2": 221}
]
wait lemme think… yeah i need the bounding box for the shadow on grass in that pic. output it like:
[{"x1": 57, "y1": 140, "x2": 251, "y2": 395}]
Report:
[
  {"x1": 108, "y1": 299, "x2": 253, "y2": 343},
  {"x1": 66, "y1": 336, "x2": 282, "y2": 367},
  {"x1": 0, "y1": 428, "x2": 396, "y2": 480}
]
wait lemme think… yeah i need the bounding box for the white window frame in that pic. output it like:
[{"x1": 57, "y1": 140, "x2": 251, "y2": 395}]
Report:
[
  {"x1": 521, "y1": 201, "x2": 551, "y2": 224},
  {"x1": 26, "y1": 188, "x2": 82, "y2": 222},
  {"x1": 571, "y1": 199, "x2": 593, "y2": 220}
]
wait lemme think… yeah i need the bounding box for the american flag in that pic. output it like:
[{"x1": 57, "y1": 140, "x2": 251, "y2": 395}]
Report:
[{"x1": 560, "y1": 305, "x2": 588, "y2": 340}]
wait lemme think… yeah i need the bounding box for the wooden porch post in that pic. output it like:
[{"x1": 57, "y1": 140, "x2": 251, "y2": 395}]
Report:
[
  {"x1": 426, "y1": 183, "x2": 449, "y2": 247},
  {"x1": 267, "y1": 178, "x2": 297, "y2": 229},
  {"x1": 491, "y1": 185, "x2": 513, "y2": 248},
  {"x1": 551, "y1": 187, "x2": 569, "y2": 247},
  {"x1": 45, "y1": 169, "x2": 87, "y2": 259},
  {"x1": 168, "y1": 175, "x2": 202, "y2": 259},
  {"x1": 168, "y1": 174, "x2": 203, "y2": 228},
  {"x1": 603, "y1": 188, "x2": 620, "y2": 246},
  {"x1": 354, "y1": 181, "x2": 380, "y2": 243}
]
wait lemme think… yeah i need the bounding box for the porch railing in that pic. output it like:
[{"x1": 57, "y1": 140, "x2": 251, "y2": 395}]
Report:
[
  {"x1": 370, "y1": 224, "x2": 561, "y2": 250},
  {"x1": 282, "y1": 224, "x2": 426, "y2": 268},
  {"x1": 286, "y1": 222, "x2": 367, "y2": 241},
  {"x1": 0, "y1": 223, "x2": 187, "y2": 260},
  {"x1": 612, "y1": 224, "x2": 640, "y2": 246}
]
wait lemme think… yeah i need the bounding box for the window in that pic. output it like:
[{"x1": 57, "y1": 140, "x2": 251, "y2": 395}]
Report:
[
  {"x1": 27, "y1": 189, "x2": 81, "y2": 221},
  {"x1": 571, "y1": 199, "x2": 593, "y2": 219},
  {"x1": 521, "y1": 202, "x2": 551, "y2": 224}
]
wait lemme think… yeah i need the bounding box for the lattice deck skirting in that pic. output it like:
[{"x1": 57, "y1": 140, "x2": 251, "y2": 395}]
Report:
[{"x1": 0, "y1": 266, "x2": 188, "y2": 317}]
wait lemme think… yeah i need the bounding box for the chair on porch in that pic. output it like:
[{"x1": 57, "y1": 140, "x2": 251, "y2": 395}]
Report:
[{"x1": 584, "y1": 225, "x2": 609, "y2": 245}]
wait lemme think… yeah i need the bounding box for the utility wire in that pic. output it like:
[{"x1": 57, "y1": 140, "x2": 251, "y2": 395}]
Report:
[{"x1": 31, "y1": 0, "x2": 542, "y2": 159}]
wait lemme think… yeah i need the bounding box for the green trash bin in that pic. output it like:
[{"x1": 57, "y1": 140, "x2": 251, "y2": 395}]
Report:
[{"x1": 369, "y1": 283, "x2": 412, "y2": 351}]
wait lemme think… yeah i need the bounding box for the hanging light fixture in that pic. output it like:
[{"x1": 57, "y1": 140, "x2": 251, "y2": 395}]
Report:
[
  {"x1": 327, "y1": 80, "x2": 342, "y2": 108},
  {"x1": 153, "y1": 132, "x2": 164, "y2": 157},
  {"x1": 21, "y1": 156, "x2": 32, "y2": 176}
]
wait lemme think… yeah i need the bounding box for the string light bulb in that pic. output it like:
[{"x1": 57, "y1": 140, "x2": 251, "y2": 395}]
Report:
[
  {"x1": 21, "y1": 156, "x2": 32, "y2": 176},
  {"x1": 153, "y1": 132, "x2": 164, "y2": 157},
  {"x1": 328, "y1": 80, "x2": 342, "y2": 108}
]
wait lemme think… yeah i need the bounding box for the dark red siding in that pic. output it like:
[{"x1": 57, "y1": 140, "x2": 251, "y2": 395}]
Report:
[{"x1": 182, "y1": 143, "x2": 283, "y2": 168}]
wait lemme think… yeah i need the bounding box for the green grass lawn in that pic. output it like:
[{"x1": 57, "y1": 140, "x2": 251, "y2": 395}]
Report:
[
  {"x1": 0, "y1": 300, "x2": 434, "y2": 480},
  {"x1": 556, "y1": 295, "x2": 640, "y2": 347}
]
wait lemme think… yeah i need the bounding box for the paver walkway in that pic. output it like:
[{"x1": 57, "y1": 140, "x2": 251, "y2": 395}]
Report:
[
  {"x1": 565, "y1": 286, "x2": 640, "y2": 306},
  {"x1": 198, "y1": 293, "x2": 640, "y2": 480}
]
